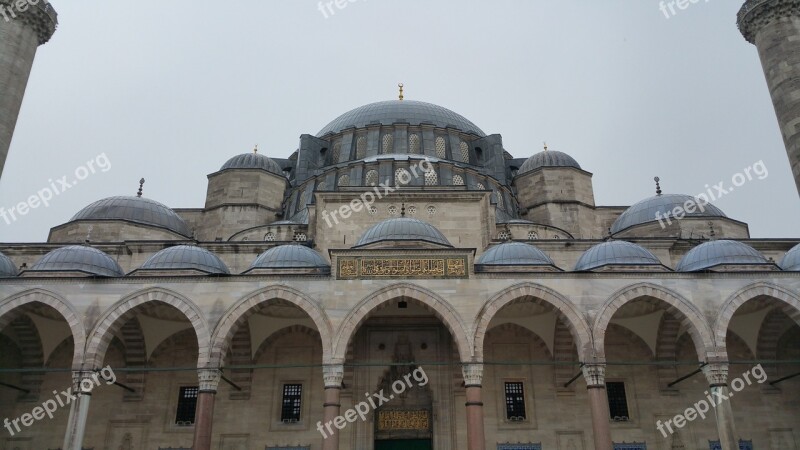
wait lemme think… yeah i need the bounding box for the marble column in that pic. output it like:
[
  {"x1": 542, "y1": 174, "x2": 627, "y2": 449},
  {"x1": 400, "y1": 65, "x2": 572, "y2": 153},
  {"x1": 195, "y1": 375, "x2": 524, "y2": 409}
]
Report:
[
  {"x1": 583, "y1": 363, "x2": 613, "y2": 450},
  {"x1": 462, "y1": 363, "x2": 486, "y2": 450},
  {"x1": 62, "y1": 371, "x2": 94, "y2": 450},
  {"x1": 322, "y1": 364, "x2": 345, "y2": 450},
  {"x1": 192, "y1": 368, "x2": 221, "y2": 450},
  {"x1": 703, "y1": 362, "x2": 738, "y2": 450}
]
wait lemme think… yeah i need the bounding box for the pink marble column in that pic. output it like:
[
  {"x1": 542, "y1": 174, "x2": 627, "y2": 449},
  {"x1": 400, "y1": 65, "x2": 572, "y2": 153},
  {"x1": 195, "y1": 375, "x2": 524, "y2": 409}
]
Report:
[
  {"x1": 703, "y1": 362, "x2": 738, "y2": 450},
  {"x1": 462, "y1": 363, "x2": 486, "y2": 450},
  {"x1": 192, "y1": 368, "x2": 221, "y2": 450},
  {"x1": 583, "y1": 363, "x2": 613, "y2": 450},
  {"x1": 322, "y1": 364, "x2": 344, "y2": 450}
]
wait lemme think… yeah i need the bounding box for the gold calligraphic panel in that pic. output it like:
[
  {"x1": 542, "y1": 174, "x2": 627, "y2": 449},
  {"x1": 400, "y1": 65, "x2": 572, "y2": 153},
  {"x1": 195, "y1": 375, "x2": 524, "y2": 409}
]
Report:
[
  {"x1": 337, "y1": 257, "x2": 468, "y2": 279},
  {"x1": 377, "y1": 410, "x2": 430, "y2": 431}
]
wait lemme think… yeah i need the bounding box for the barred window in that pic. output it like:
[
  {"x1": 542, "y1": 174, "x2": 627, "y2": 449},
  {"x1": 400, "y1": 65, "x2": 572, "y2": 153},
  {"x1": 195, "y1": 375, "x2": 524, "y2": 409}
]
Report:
[
  {"x1": 606, "y1": 382, "x2": 629, "y2": 420},
  {"x1": 332, "y1": 141, "x2": 341, "y2": 163},
  {"x1": 175, "y1": 386, "x2": 198, "y2": 425},
  {"x1": 459, "y1": 141, "x2": 470, "y2": 163},
  {"x1": 435, "y1": 137, "x2": 446, "y2": 159},
  {"x1": 293, "y1": 232, "x2": 307, "y2": 242},
  {"x1": 504, "y1": 382, "x2": 526, "y2": 421},
  {"x1": 498, "y1": 231, "x2": 510, "y2": 241},
  {"x1": 528, "y1": 231, "x2": 538, "y2": 240},
  {"x1": 395, "y1": 168, "x2": 411, "y2": 186},
  {"x1": 452, "y1": 174, "x2": 465, "y2": 186},
  {"x1": 365, "y1": 170, "x2": 379, "y2": 186},
  {"x1": 338, "y1": 174, "x2": 350, "y2": 187},
  {"x1": 409, "y1": 133, "x2": 420, "y2": 154},
  {"x1": 356, "y1": 136, "x2": 367, "y2": 159},
  {"x1": 265, "y1": 232, "x2": 275, "y2": 242},
  {"x1": 280, "y1": 384, "x2": 303, "y2": 422},
  {"x1": 382, "y1": 134, "x2": 394, "y2": 154},
  {"x1": 424, "y1": 169, "x2": 438, "y2": 186}
]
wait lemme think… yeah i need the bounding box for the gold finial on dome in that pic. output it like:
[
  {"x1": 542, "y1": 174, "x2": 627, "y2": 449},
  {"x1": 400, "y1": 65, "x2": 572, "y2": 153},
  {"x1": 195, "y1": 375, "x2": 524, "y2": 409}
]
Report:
[{"x1": 398, "y1": 83, "x2": 404, "y2": 101}]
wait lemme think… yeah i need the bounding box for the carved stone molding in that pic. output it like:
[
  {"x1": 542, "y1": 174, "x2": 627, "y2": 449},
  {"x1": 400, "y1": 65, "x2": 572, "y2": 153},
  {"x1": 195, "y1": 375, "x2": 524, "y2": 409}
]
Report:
[
  {"x1": 582, "y1": 363, "x2": 606, "y2": 387},
  {"x1": 198, "y1": 368, "x2": 222, "y2": 392},
  {"x1": 738, "y1": 0, "x2": 800, "y2": 43},
  {"x1": 323, "y1": 364, "x2": 344, "y2": 388}
]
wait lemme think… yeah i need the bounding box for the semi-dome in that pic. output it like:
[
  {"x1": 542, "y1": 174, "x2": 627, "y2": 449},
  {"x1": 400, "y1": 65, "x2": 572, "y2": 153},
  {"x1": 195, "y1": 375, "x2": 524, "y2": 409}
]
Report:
[
  {"x1": 0, "y1": 252, "x2": 17, "y2": 277},
  {"x1": 355, "y1": 218, "x2": 452, "y2": 248},
  {"x1": 317, "y1": 100, "x2": 485, "y2": 137},
  {"x1": 676, "y1": 240, "x2": 771, "y2": 272},
  {"x1": 249, "y1": 245, "x2": 329, "y2": 270},
  {"x1": 574, "y1": 241, "x2": 663, "y2": 271},
  {"x1": 611, "y1": 194, "x2": 727, "y2": 234},
  {"x1": 30, "y1": 246, "x2": 124, "y2": 277},
  {"x1": 518, "y1": 150, "x2": 581, "y2": 175},
  {"x1": 140, "y1": 245, "x2": 229, "y2": 275},
  {"x1": 475, "y1": 242, "x2": 555, "y2": 266},
  {"x1": 220, "y1": 152, "x2": 284, "y2": 175},
  {"x1": 71, "y1": 196, "x2": 191, "y2": 237},
  {"x1": 780, "y1": 244, "x2": 800, "y2": 271}
]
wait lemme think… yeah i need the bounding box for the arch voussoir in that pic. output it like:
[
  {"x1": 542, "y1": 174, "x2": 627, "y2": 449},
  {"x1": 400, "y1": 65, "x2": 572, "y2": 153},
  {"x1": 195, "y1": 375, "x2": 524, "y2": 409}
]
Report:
[{"x1": 714, "y1": 282, "x2": 800, "y2": 348}]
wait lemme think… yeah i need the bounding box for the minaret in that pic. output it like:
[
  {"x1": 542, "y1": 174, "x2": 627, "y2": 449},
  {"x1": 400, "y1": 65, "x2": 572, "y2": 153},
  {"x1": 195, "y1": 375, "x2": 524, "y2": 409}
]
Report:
[
  {"x1": 738, "y1": 0, "x2": 800, "y2": 195},
  {"x1": 0, "y1": 0, "x2": 57, "y2": 177}
]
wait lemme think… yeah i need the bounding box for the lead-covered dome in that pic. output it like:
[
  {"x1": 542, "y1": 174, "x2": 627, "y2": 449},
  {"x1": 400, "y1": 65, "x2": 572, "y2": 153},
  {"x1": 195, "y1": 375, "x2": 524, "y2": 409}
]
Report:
[
  {"x1": 30, "y1": 246, "x2": 124, "y2": 277},
  {"x1": 475, "y1": 242, "x2": 555, "y2": 267},
  {"x1": 518, "y1": 150, "x2": 581, "y2": 175},
  {"x1": 140, "y1": 245, "x2": 229, "y2": 275},
  {"x1": 71, "y1": 196, "x2": 191, "y2": 237},
  {"x1": 611, "y1": 194, "x2": 726, "y2": 235},
  {"x1": 574, "y1": 241, "x2": 663, "y2": 271},
  {"x1": 0, "y1": 252, "x2": 17, "y2": 277},
  {"x1": 248, "y1": 245, "x2": 329, "y2": 270},
  {"x1": 317, "y1": 100, "x2": 485, "y2": 137},
  {"x1": 221, "y1": 152, "x2": 283, "y2": 175},
  {"x1": 676, "y1": 240, "x2": 771, "y2": 272},
  {"x1": 780, "y1": 244, "x2": 800, "y2": 271},
  {"x1": 355, "y1": 218, "x2": 452, "y2": 248}
]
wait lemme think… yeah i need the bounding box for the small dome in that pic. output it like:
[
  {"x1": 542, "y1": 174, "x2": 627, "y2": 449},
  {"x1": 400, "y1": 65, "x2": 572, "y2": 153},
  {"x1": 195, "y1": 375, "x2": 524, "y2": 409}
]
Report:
[
  {"x1": 475, "y1": 242, "x2": 555, "y2": 266},
  {"x1": 0, "y1": 252, "x2": 17, "y2": 277},
  {"x1": 676, "y1": 240, "x2": 770, "y2": 272},
  {"x1": 611, "y1": 194, "x2": 727, "y2": 234},
  {"x1": 356, "y1": 218, "x2": 452, "y2": 248},
  {"x1": 249, "y1": 245, "x2": 329, "y2": 269},
  {"x1": 71, "y1": 196, "x2": 191, "y2": 237},
  {"x1": 780, "y1": 244, "x2": 800, "y2": 271},
  {"x1": 221, "y1": 153, "x2": 283, "y2": 175},
  {"x1": 140, "y1": 246, "x2": 229, "y2": 275},
  {"x1": 30, "y1": 246, "x2": 124, "y2": 277},
  {"x1": 574, "y1": 241, "x2": 663, "y2": 271},
  {"x1": 518, "y1": 150, "x2": 581, "y2": 175}
]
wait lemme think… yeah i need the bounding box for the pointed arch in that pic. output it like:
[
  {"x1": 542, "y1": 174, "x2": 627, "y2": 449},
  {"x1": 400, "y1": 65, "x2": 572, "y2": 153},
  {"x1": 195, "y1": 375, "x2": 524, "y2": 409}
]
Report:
[{"x1": 714, "y1": 282, "x2": 800, "y2": 349}]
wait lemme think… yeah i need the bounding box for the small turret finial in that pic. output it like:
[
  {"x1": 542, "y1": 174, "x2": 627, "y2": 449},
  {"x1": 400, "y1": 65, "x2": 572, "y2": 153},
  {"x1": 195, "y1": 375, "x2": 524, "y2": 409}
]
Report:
[
  {"x1": 398, "y1": 83, "x2": 404, "y2": 101},
  {"x1": 254, "y1": 144, "x2": 258, "y2": 154},
  {"x1": 400, "y1": 202, "x2": 406, "y2": 217},
  {"x1": 137, "y1": 178, "x2": 145, "y2": 198},
  {"x1": 543, "y1": 141, "x2": 548, "y2": 151},
  {"x1": 708, "y1": 221, "x2": 716, "y2": 240},
  {"x1": 654, "y1": 176, "x2": 662, "y2": 196}
]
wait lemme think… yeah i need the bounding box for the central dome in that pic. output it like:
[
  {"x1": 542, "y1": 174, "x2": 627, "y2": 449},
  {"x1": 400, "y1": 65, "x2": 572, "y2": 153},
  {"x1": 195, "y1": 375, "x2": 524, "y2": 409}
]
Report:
[
  {"x1": 356, "y1": 218, "x2": 452, "y2": 248},
  {"x1": 317, "y1": 100, "x2": 485, "y2": 137}
]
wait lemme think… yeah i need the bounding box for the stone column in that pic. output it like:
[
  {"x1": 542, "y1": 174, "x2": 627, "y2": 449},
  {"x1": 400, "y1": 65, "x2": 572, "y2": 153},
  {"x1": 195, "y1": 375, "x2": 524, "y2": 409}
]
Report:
[
  {"x1": 703, "y1": 362, "x2": 738, "y2": 450},
  {"x1": 583, "y1": 363, "x2": 613, "y2": 450},
  {"x1": 62, "y1": 370, "x2": 94, "y2": 450},
  {"x1": 462, "y1": 363, "x2": 486, "y2": 450},
  {"x1": 192, "y1": 368, "x2": 221, "y2": 450},
  {"x1": 322, "y1": 364, "x2": 344, "y2": 450}
]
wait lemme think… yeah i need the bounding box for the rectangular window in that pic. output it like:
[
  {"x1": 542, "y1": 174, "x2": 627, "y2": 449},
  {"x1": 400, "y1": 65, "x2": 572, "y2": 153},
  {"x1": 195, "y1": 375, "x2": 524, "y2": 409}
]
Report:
[
  {"x1": 175, "y1": 386, "x2": 198, "y2": 425},
  {"x1": 280, "y1": 384, "x2": 303, "y2": 422},
  {"x1": 504, "y1": 381, "x2": 526, "y2": 421},
  {"x1": 606, "y1": 382, "x2": 630, "y2": 420}
]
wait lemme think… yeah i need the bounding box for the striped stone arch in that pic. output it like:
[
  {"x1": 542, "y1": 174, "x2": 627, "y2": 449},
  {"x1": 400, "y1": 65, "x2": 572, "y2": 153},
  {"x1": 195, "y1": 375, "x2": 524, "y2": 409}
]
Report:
[
  {"x1": 210, "y1": 285, "x2": 333, "y2": 366},
  {"x1": 0, "y1": 289, "x2": 86, "y2": 368},
  {"x1": 333, "y1": 283, "x2": 471, "y2": 363},
  {"x1": 484, "y1": 323, "x2": 553, "y2": 358},
  {"x1": 10, "y1": 315, "x2": 44, "y2": 402},
  {"x1": 593, "y1": 283, "x2": 714, "y2": 361},
  {"x1": 474, "y1": 283, "x2": 592, "y2": 361},
  {"x1": 253, "y1": 325, "x2": 321, "y2": 363},
  {"x1": 84, "y1": 288, "x2": 211, "y2": 369},
  {"x1": 713, "y1": 282, "x2": 800, "y2": 350}
]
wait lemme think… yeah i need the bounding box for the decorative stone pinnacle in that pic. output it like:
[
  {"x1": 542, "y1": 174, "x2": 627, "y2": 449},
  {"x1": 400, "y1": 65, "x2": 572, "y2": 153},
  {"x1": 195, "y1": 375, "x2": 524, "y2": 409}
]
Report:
[
  {"x1": 137, "y1": 178, "x2": 145, "y2": 197},
  {"x1": 654, "y1": 176, "x2": 662, "y2": 196},
  {"x1": 738, "y1": 0, "x2": 800, "y2": 44},
  {"x1": 0, "y1": 0, "x2": 58, "y2": 45},
  {"x1": 462, "y1": 363, "x2": 484, "y2": 386},
  {"x1": 323, "y1": 364, "x2": 345, "y2": 388},
  {"x1": 582, "y1": 363, "x2": 606, "y2": 387},
  {"x1": 197, "y1": 368, "x2": 222, "y2": 392}
]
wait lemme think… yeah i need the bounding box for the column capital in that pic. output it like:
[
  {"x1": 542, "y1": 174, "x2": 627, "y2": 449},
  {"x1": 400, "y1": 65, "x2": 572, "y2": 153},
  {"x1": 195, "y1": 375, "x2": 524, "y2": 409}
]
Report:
[
  {"x1": 323, "y1": 364, "x2": 345, "y2": 388},
  {"x1": 462, "y1": 363, "x2": 484, "y2": 387},
  {"x1": 702, "y1": 362, "x2": 729, "y2": 386},
  {"x1": 582, "y1": 363, "x2": 606, "y2": 388},
  {"x1": 738, "y1": 0, "x2": 800, "y2": 43},
  {"x1": 71, "y1": 370, "x2": 96, "y2": 394},
  {"x1": 197, "y1": 368, "x2": 222, "y2": 393}
]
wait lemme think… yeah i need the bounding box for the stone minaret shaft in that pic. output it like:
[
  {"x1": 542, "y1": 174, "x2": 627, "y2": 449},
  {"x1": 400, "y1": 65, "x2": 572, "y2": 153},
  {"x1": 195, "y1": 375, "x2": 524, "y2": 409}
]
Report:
[
  {"x1": 738, "y1": 0, "x2": 800, "y2": 195},
  {"x1": 0, "y1": 0, "x2": 57, "y2": 177}
]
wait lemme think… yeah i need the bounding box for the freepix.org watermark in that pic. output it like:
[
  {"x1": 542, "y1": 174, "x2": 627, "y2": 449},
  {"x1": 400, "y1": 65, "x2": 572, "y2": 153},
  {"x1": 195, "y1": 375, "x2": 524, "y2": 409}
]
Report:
[
  {"x1": 3, "y1": 365, "x2": 117, "y2": 436},
  {"x1": 317, "y1": 366, "x2": 429, "y2": 439},
  {"x1": 317, "y1": 0, "x2": 367, "y2": 19},
  {"x1": 655, "y1": 364, "x2": 767, "y2": 438},
  {"x1": 659, "y1": 0, "x2": 711, "y2": 19},
  {"x1": 0, "y1": 153, "x2": 111, "y2": 226},
  {"x1": 1, "y1": 0, "x2": 43, "y2": 22},
  {"x1": 654, "y1": 160, "x2": 768, "y2": 229}
]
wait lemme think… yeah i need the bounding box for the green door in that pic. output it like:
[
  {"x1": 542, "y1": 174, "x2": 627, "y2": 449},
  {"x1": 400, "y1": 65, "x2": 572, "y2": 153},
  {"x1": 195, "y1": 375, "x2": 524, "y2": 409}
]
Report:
[{"x1": 374, "y1": 439, "x2": 432, "y2": 450}]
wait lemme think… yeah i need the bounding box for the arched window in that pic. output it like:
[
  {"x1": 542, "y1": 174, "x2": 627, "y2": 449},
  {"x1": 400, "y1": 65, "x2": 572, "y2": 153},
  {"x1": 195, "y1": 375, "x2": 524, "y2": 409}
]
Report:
[
  {"x1": 409, "y1": 134, "x2": 420, "y2": 154},
  {"x1": 424, "y1": 169, "x2": 438, "y2": 186},
  {"x1": 395, "y1": 168, "x2": 411, "y2": 186},
  {"x1": 264, "y1": 232, "x2": 275, "y2": 242},
  {"x1": 528, "y1": 231, "x2": 538, "y2": 240},
  {"x1": 435, "y1": 137, "x2": 446, "y2": 159},
  {"x1": 338, "y1": 174, "x2": 350, "y2": 187},
  {"x1": 452, "y1": 174, "x2": 465, "y2": 186},
  {"x1": 496, "y1": 192, "x2": 505, "y2": 210},
  {"x1": 356, "y1": 136, "x2": 367, "y2": 159},
  {"x1": 459, "y1": 141, "x2": 470, "y2": 163},
  {"x1": 382, "y1": 134, "x2": 394, "y2": 154},
  {"x1": 298, "y1": 191, "x2": 307, "y2": 207},
  {"x1": 476, "y1": 182, "x2": 486, "y2": 191},
  {"x1": 498, "y1": 231, "x2": 510, "y2": 240},
  {"x1": 365, "y1": 170, "x2": 379, "y2": 186},
  {"x1": 294, "y1": 232, "x2": 307, "y2": 242},
  {"x1": 332, "y1": 141, "x2": 342, "y2": 163}
]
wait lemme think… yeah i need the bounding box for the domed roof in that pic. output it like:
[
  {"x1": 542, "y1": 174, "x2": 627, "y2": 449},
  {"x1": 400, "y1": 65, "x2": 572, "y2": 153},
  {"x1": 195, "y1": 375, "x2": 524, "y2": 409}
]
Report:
[
  {"x1": 71, "y1": 196, "x2": 191, "y2": 237},
  {"x1": 0, "y1": 252, "x2": 17, "y2": 277},
  {"x1": 249, "y1": 245, "x2": 329, "y2": 269},
  {"x1": 676, "y1": 240, "x2": 770, "y2": 272},
  {"x1": 140, "y1": 245, "x2": 229, "y2": 275},
  {"x1": 610, "y1": 194, "x2": 727, "y2": 234},
  {"x1": 355, "y1": 218, "x2": 452, "y2": 248},
  {"x1": 779, "y1": 244, "x2": 800, "y2": 271},
  {"x1": 518, "y1": 150, "x2": 581, "y2": 175},
  {"x1": 317, "y1": 100, "x2": 485, "y2": 137},
  {"x1": 30, "y1": 246, "x2": 124, "y2": 277},
  {"x1": 475, "y1": 242, "x2": 555, "y2": 266},
  {"x1": 220, "y1": 152, "x2": 284, "y2": 175},
  {"x1": 574, "y1": 241, "x2": 663, "y2": 271}
]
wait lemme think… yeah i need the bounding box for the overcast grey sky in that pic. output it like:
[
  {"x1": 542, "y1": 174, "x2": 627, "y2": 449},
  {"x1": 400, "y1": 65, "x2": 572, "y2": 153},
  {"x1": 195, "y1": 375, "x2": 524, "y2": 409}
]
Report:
[{"x1": 0, "y1": 0, "x2": 797, "y2": 242}]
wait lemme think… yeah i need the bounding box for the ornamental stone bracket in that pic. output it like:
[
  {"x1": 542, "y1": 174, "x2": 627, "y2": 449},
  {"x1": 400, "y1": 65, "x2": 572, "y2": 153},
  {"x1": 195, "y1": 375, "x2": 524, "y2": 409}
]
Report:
[
  {"x1": 323, "y1": 364, "x2": 345, "y2": 388},
  {"x1": 738, "y1": 0, "x2": 800, "y2": 43},
  {"x1": 198, "y1": 368, "x2": 222, "y2": 392},
  {"x1": 462, "y1": 363, "x2": 483, "y2": 387},
  {"x1": 582, "y1": 363, "x2": 606, "y2": 388}
]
